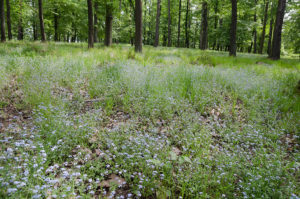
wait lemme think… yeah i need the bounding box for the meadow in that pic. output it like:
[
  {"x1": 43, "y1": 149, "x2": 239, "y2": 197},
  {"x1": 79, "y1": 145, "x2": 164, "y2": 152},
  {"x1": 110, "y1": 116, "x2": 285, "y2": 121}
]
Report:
[{"x1": 0, "y1": 42, "x2": 299, "y2": 198}]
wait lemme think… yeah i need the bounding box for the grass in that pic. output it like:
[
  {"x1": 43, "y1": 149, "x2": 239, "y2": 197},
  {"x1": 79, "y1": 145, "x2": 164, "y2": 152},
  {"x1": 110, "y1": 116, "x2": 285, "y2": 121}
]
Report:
[{"x1": 0, "y1": 41, "x2": 299, "y2": 198}]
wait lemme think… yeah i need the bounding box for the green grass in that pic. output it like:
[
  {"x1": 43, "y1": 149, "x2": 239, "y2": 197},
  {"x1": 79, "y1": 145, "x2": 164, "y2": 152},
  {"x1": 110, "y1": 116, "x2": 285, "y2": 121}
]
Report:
[{"x1": 0, "y1": 41, "x2": 299, "y2": 198}]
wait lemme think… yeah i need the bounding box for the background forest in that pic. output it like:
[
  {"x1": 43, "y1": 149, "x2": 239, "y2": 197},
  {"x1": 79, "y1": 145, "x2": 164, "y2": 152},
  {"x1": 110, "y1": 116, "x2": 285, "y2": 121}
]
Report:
[{"x1": 0, "y1": 0, "x2": 299, "y2": 55}]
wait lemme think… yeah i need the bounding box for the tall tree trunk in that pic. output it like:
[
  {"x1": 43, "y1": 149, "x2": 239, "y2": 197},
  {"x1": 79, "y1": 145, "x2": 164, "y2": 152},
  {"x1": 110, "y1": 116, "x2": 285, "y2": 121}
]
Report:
[
  {"x1": 31, "y1": 0, "x2": 37, "y2": 40},
  {"x1": 267, "y1": 17, "x2": 273, "y2": 56},
  {"x1": 270, "y1": 0, "x2": 286, "y2": 60},
  {"x1": 54, "y1": 8, "x2": 59, "y2": 41},
  {"x1": 143, "y1": 0, "x2": 147, "y2": 44},
  {"x1": 259, "y1": 0, "x2": 269, "y2": 54},
  {"x1": 253, "y1": 0, "x2": 257, "y2": 53},
  {"x1": 185, "y1": 0, "x2": 190, "y2": 48},
  {"x1": 200, "y1": 1, "x2": 208, "y2": 50},
  {"x1": 6, "y1": 0, "x2": 11, "y2": 40},
  {"x1": 213, "y1": 0, "x2": 218, "y2": 50},
  {"x1": 17, "y1": 0, "x2": 24, "y2": 40},
  {"x1": 229, "y1": 0, "x2": 237, "y2": 56},
  {"x1": 217, "y1": 18, "x2": 222, "y2": 50},
  {"x1": 104, "y1": 2, "x2": 113, "y2": 46},
  {"x1": 0, "y1": 0, "x2": 5, "y2": 42},
  {"x1": 154, "y1": 0, "x2": 161, "y2": 47},
  {"x1": 38, "y1": 0, "x2": 46, "y2": 42},
  {"x1": 167, "y1": 0, "x2": 171, "y2": 47},
  {"x1": 177, "y1": 0, "x2": 181, "y2": 47},
  {"x1": 94, "y1": 1, "x2": 98, "y2": 43},
  {"x1": 134, "y1": 0, "x2": 142, "y2": 52},
  {"x1": 87, "y1": 0, "x2": 94, "y2": 48}
]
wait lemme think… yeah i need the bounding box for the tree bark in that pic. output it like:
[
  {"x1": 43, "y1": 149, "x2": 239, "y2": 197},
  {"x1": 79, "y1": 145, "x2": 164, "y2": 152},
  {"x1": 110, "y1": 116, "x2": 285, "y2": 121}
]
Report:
[
  {"x1": 0, "y1": 0, "x2": 5, "y2": 42},
  {"x1": 185, "y1": 0, "x2": 190, "y2": 48},
  {"x1": 259, "y1": 0, "x2": 269, "y2": 54},
  {"x1": 229, "y1": 0, "x2": 237, "y2": 56},
  {"x1": 154, "y1": 0, "x2": 161, "y2": 47},
  {"x1": 104, "y1": 2, "x2": 113, "y2": 46},
  {"x1": 177, "y1": 0, "x2": 182, "y2": 47},
  {"x1": 6, "y1": 0, "x2": 11, "y2": 40},
  {"x1": 267, "y1": 17, "x2": 273, "y2": 56},
  {"x1": 253, "y1": 0, "x2": 257, "y2": 53},
  {"x1": 87, "y1": 0, "x2": 94, "y2": 48},
  {"x1": 54, "y1": 8, "x2": 59, "y2": 41},
  {"x1": 167, "y1": 0, "x2": 171, "y2": 47},
  {"x1": 94, "y1": 1, "x2": 98, "y2": 43},
  {"x1": 31, "y1": 0, "x2": 37, "y2": 40},
  {"x1": 270, "y1": 0, "x2": 286, "y2": 60},
  {"x1": 213, "y1": 0, "x2": 218, "y2": 50},
  {"x1": 200, "y1": 1, "x2": 208, "y2": 50},
  {"x1": 17, "y1": 0, "x2": 23, "y2": 40},
  {"x1": 38, "y1": 0, "x2": 46, "y2": 42},
  {"x1": 134, "y1": 0, "x2": 142, "y2": 52}
]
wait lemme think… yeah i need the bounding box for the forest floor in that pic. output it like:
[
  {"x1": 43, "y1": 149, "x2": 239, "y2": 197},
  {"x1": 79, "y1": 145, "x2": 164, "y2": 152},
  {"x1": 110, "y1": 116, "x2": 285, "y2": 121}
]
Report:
[{"x1": 0, "y1": 42, "x2": 299, "y2": 199}]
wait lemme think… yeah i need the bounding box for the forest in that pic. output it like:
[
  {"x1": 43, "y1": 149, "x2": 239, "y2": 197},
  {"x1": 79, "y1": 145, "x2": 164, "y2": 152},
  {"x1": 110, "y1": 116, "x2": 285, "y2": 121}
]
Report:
[{"x1": 0, "y1": 0, "x2": 299, "y2": 198}]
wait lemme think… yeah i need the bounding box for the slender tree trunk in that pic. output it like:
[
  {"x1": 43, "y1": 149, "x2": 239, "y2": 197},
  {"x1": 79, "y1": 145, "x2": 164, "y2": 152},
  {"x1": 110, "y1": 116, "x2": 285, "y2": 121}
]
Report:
[
  {"x1": 253, "y1": 0, "x2": 257, "y2": 53},
  {"x1": 185, "y1": 0, "x2": 190, "y2": 48},
  {"x1": 217, "y1": 18, "x2": 222, "y2": 50},
  {"x1": 154, "y1": 0, "x2": 161, "y2": 47},
  {"x1": 259, "y1": 0, "x2": 269, "y2": 54},
  {"x1": 6, "y1": 0, "x2": 11, "y2": 40},
  {"x1": 270, "y1": 0, "x2": 286, "y2": 60},
  {"x1": 213, "y1": 0, "x2": 218, "y2": 50},
  {"x1": 87, "y1": 0, "x2": 94, "y2": 48},
  {"x1": 229, "y1": 0, "x2": 237, "y2": 56},
  {"x1": 135, "y1": 0, "x2": 142, "y2": 52},
  {"x1": 17, "y1": 0, "x2": 24, "y2": 40},
  {"x1": 177, "y1": 0, "x2": 182, "y2": 47},
  {"x1": 31, "y1": 0, "x2": 37, "y2": 40},
  {"x1": 200, "y1": 1, "x2": 208, "y2": 50},
  {"x1": 267, "y1": 17, "x2": 273, "y2": 56},
  {"x1": 167, "y1": 0, "x2": 171, "y2": 47},
  {"x1": 143, "y1": 0, "x2": 147, "y2": 44},
  {"x1": 38, "y1": 0, "x2": 46, "y2": 42},
  {"x1": 104, "y1": 3, "x2": 113, "y2": 46},
  {"x1": 0, "y1": 0, "x2": 5, "y2": 42},
  {"x1": 94, "y1": 1, "x2": 98, "y2": 43},
  {"x1": 54, "y1": 8, "x2": 59, "y2": 41}
]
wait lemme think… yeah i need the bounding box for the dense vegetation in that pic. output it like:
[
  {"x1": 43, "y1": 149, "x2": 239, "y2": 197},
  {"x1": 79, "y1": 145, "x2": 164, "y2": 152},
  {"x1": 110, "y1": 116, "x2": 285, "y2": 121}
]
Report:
[{"x1": 0, "y1": 42, "x2": 299, "y2": 198}]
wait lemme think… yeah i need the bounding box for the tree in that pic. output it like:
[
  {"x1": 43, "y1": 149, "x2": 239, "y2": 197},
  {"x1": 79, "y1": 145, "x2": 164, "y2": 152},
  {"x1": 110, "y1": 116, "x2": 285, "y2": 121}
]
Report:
[
  {"x1": 0, "y1": 0, "x2": 5, "y2": 42},
  {"x1": 185, "y1": 0, "x2": 190, "y2": 48},
  {"x1": 94, "y1": 1, "x2": 98, "y2": 43},
  {"x1": 54, "y1": 7, "x2": 59, "y2": 41},
  {"x1": 167, "y1": 0, "x2": 171, "y2": 47},
  {"x1": 104, "y1": 1, "x2": 113, "y2": 46},
  {"x1": 177, "y1": 0, "x2": 182, "y2": 47},
  {"x1": 134, "y1": 0, "x2": 142, "y2": 52},
  {"x1": 38, "y1": 0, "x2": 46, "y2": 42},
  {"x1": 17, "y1": 0, "x2": 23, "y2": 40},
  {"x1": 229, "y1": 0, "x2": 237, "y2": 56},
  {"x1": 6, "y1": 0, "x2": 11, "y2": 40},
  {"x1": 253, "y1": 0, "x2": 258, "y2": 53},
  {"x1": 259, "y1": 0, "x2": 269, "y2": 54},
  {"x1": 87, "y1": 0, "x2": 94, "y2": 48},
  {"x1": 200, "y1": 1, "x2": 208, "y2": 50},
  {"x1": 267, "y1": 17, "x2": 273, "y2": 55},
  {"x1": 270, "y1": 0, "x2": 286, "y2": 60},
  {"x1": 154, "y1": 0, "x2": 161, "y2": 47}
]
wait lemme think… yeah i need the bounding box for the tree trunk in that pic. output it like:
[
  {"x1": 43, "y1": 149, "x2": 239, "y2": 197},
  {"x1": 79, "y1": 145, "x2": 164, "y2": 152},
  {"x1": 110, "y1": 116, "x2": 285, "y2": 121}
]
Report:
[
  {"x1": 6, "y1": 0, "x2": 11, "y2": 40},
  {"x1": 104, "y1": 2, "x2": 113, "y2": 46},
  {"x1": 54, "y1": 8, "x2": 59, "y2": 41},
  {"x1": 270, "y1": 0, "x2": 286, "y2": 60},
  {"x1": 134, "y1": 0, "x2": 142, "y2": 52},
  {"x1": 0, "y1": 0, "x2": 5, "y2": 42},
  {"x1": 154, "y1": 0, "x2": 161, "y2": 47},
  {"x1": 177, "y1": 0, "x2": 182, "y2": 47},
  {"x1": 143, "y1": 0, "x2": 147, "y2": 44},
  {"x1": 38, "y1": 0, "x2": 46, "y2": 42},
  {"x1": 253, "y1": 0, "x2": 257, "y2": 53},
  {"x1": 229, "y1": 0, "x2": 237, "y2": 56},
  {"x1": 267, "y1": 17, "x2": 273, "y2": 56},
  {"x1": 259, "y1": 0, "x2": 269, "y2": 54},
  {"x1": 87, "y1": 0, "x2": 94, "y2": 48},
  {"x1": 213, "y1": 0, "x2": 218, "y2": 50},
  {"x1": 31, "y1": 0, "x2": 37, "y2": 40},
  {"x1": 200, "y1": 1, "x2": 208, "y2": 50},
  {"x1": 185, "y1": 0, "x2": 190, "y2": 48},
  {"x1": 167, "y1": 0, "x2": 171, "y2": 47},
  {"x1": 94, "y1": 1, "x2": 98, "y2": 43}
]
